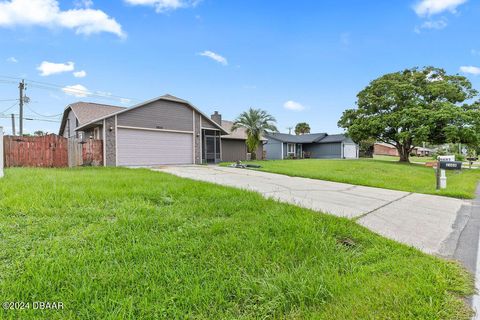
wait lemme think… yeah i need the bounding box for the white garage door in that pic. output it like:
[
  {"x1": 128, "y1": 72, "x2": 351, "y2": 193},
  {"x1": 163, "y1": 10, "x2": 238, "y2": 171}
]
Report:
[
  {"x1": 117, "y1": 128, "x2": 193, "y2": 166},
  {"x1": 343, "y1": 144, "x2": 357, "y2": 159}
]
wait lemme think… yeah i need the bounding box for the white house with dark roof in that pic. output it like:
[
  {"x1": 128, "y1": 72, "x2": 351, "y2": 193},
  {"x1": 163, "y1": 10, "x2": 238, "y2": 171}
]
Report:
[{"x1": 264, "y1": 132, "x2": 358, "y2": 160}]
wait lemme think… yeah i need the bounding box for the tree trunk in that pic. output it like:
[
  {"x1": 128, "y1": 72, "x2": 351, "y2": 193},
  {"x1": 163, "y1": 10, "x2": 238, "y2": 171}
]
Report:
[
  {"x1": 397, "y1": 144, "x2": 410, "y2": 163},
  {"x1": 250, "y1": 151, "x2": 257, "y2": 160}
]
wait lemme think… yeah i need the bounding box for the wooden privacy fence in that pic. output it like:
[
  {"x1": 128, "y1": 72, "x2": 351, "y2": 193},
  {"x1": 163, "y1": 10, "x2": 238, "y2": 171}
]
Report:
[
  {"x1": 68, "y1": 138, "x2": 103, "y2": 167},
  {"x1": 3, "y1": 134, "x2": 103, "y2": 168},
  {"x1": 4, "y1": 134, "x2": 68, "y2": 167}
]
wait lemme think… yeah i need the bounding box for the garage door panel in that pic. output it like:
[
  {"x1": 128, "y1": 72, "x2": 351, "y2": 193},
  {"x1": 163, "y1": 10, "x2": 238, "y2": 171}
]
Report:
[
  {"x1": 117, "y1": 128, "x2": 193, "y2": 166},
  {"x1": 343, "y1": 144, "x2": 357, "y2": 159}
]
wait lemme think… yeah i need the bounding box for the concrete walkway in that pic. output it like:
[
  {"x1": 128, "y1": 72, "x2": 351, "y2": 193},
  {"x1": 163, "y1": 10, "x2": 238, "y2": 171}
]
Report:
[{"x1": 154, "y1": 165, "x2": 475, "y2": 256}]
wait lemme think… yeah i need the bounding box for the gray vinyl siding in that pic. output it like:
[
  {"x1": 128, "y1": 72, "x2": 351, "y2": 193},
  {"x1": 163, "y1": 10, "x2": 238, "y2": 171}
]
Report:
[
  {"x1": 117, "y1": 99, "x2": 193, "y2": 132},
  {"x1": 256, "y1": 144, "x2": 264, "y2": 160},
  {"x1": 222, "y1": 139, "x2": 247, "y2": 162},
  {"x1": 303, "y1": 142, "x2": 342, "y2": 159},
  {"x1": 221, "y1": 140, "x2": 264, "y2": 162},
  {"x1": 265, "y1": 139, "x2": 283, "y2": 160},
  {"x1": 201, "y1": 118, "x2": 217, "y2": 129},
  {"x1": 63, "y1": 110, "x2": 77, "y2": 138}
]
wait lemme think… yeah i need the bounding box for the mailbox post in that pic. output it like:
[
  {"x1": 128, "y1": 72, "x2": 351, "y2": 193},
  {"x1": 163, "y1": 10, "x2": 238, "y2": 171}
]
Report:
[{"x1": 436, "y1": 160, "x2": 462, "y2": 190}]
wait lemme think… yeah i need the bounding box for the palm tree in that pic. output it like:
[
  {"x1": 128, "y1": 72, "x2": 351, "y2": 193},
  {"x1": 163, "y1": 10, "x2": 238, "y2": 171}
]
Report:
[
  {"x1": 295, "y1": 122, "x2": 310, "y2": 135},
  {"x1": 232, "y1": 108, "x2": 278, "y2": 160}
]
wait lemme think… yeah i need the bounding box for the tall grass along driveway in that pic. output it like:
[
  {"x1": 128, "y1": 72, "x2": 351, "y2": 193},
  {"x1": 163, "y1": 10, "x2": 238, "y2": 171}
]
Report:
[
  {"x1": 230, "y1": 159, "x2": 480, "y2": 199},
  {"x1": 0, "y1": 168, "x2": 474, "y2": 319}
]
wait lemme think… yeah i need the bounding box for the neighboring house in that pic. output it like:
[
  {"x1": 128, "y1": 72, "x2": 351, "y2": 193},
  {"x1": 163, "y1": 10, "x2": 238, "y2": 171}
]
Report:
[
  {"x1": 209, "y1": 111, "x2": 265, "y2": 162},
  {"x1": 59, "y1": 102, "x2": 126, "y2": 139},
  {"x1": 59, "y1": 94, "x2": 228, "y2": 166},
  {"x1": 373, "y1": 143, "x2": 434, "y2": 157},
  {"x1": 374, "y1": 142, "x2": 399, "y2": 156},
  {"x1": 264, "y1": 133, "x2": 358, "y2": 160}
]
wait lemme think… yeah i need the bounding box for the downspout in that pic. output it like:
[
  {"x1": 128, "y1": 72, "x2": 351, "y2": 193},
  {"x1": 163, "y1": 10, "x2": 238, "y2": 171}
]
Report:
[{"x1": 281, "y1": 142, "x2": 284, "y2": 160}]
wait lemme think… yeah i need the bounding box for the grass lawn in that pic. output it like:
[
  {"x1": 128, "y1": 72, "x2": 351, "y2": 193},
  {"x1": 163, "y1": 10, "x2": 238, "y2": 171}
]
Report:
[
  {"x1": 373, "y1": 155, "x2": 436, "y2": 163},
  {"x1": 224, "y1": 159, "x2": 480, "y2": 199},
  {"x1": 0, "y1": 168, "x2": 474, "y2": 319}
]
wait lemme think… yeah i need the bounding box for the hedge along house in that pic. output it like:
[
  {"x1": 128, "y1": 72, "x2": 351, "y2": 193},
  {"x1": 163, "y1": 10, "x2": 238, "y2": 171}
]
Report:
[
  {"x1": 62, "y1": 94, "x2": 228, "y2": 166},
  {"x1": 209, "y1": 111, "x2": 266, "y2": 162},
  {"x1": 264, "y1": 133, "x2": 359, "y2": 160}
]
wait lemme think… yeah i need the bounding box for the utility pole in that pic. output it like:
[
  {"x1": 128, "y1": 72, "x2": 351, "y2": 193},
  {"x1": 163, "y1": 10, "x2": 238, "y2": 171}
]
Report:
[
  {"x1": 287, "y1": 126, "x2": 293, "y2": 135},
  {"x1": 18, "y1": 79, "x2": 25, "y2": 136},
  {"x1": 11, "y1": 114, "x2": 15, "y2": 136}
]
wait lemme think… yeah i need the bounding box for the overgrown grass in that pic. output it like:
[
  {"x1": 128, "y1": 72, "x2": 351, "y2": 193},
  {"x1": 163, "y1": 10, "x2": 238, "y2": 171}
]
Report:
[
  {"x1": 0, "y1": 168, "x2": 474, "y2": 319},
  {"x1": 223, "y1": 159, "x2": 480, "y2": 199}
]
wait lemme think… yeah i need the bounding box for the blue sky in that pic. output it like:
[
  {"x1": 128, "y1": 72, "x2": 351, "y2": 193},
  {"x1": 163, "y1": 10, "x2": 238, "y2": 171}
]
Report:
[{"x1": 1, "y1": 0, "x2": 479, "y2": 135}]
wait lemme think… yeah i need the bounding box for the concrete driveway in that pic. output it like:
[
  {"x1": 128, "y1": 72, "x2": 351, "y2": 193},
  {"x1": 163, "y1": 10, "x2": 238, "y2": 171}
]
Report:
[{"x1": 154, "y1": 165, "x2": 476, "y2": 257}]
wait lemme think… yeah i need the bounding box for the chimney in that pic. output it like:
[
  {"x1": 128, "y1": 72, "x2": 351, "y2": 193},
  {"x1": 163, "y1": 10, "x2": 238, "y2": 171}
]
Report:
[{"x1": 211, "y1": 111, "x2": 222, "y2": 125}]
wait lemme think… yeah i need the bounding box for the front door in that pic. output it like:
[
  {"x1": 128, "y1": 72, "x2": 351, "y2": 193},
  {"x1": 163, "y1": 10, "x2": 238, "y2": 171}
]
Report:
[{"x1": 203, "y1": 130, "x2": 221, "y2": 164}]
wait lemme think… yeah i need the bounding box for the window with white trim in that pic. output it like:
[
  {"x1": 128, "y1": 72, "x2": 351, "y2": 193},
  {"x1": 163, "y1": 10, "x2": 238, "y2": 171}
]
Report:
[{"x1": 287, "y1": 143, "x2": 295, "y2": 155}]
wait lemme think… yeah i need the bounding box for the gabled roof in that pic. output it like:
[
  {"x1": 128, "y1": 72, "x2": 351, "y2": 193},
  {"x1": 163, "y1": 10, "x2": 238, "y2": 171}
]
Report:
[
  {"x1": 75, "y1": 94, "x2": 228, "y2": 134},
  {"x1": 59, "y1": 102, "x2": 126, "y2": 135},
  {"x1": 220, "y1": 120, "x2": 267, "y2": 141},
  {"x1": 319, "y1": 134, "x2": 352, "y2": 143},
  {"x1": 265, "y1": 132, "x2": 327, "y2": 143},
  {"x1": 265, "y1": 132, "x2": 352, "y2": 144}
]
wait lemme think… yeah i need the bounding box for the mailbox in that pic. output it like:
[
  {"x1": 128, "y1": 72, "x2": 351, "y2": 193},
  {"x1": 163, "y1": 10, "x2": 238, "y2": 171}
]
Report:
[{"x1": 439, "y1": 161, "x2": 462, "y2": 170}]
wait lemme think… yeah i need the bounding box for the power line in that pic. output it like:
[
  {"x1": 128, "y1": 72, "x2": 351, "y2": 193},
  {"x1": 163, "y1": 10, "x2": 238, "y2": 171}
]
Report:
[
  {"x1": 0, "y1": 114, "x2": 60, "y2": 123},
  {"x1": 0, "y1": 75, "x2": 140, "y2": 103},
  {"x1": 25, "y1": 104, "x2": 63, "y2": 118},
  {"x1": 0, "y1": 101, "x2": 18, "y2": 114},
  {"x1": 0, "y1": 98, "x2": 17, "y2": 102}
]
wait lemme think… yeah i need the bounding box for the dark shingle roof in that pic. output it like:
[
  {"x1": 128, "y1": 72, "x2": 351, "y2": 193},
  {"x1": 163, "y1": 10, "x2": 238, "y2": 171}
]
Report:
[
  {"x1": 318, "y1": 134, "x2": 351, "y2": 143},
  {"x1": 265, "y1": 133, "x2": 327, "y2": 143},
  {"x1": 265, "y1": 133, "x2": 352, "y2": 144}
]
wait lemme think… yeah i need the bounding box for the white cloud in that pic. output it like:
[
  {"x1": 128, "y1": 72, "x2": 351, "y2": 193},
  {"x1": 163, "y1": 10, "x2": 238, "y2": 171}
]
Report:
[
  {"x1": 74, "y1": 0, "x2": 93, "y2": 8},
  {"x1": 198, "y1": 50, "x2": 228, "y2": 66},
  {"x1": 73, "y1": 70, "x2": 87, "y2": 78},
  {"x1": 460, "y1": 66, "x2": 480, "y2": 75},
  {"x1": 419, "y1": 18, "x2": 448, "y2": 30},
  {"x1": 6, "y1": 56, "x2": 18, "y2": 63},
  {"x1": 62, "y1": 84, "x2": 90, "y2": 97},
  {"x1": 283, "y1": 100, "x2": 305, "y2": 111},
  {"x1": 37, "y1": 61, "x2": 75, "y2": 76},
  {"x1": 0, "y1": 0, "x2": 124, "y2": 38},
  {"x1": 413, "y1": 0, "x2": 468, "y2": 17},
  {"x1": 124, "y1": 0, "x2": 201, "y2": 13}
]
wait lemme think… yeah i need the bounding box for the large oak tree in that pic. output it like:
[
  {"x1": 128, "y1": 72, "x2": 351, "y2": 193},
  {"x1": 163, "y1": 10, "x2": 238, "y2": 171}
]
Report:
[{"x1": 338, "y1": 67, "x2": 480, "y2": 162}]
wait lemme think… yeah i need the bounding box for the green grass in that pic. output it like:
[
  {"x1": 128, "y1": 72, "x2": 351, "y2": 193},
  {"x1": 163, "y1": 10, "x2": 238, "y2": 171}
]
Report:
[
  {"x1": 373, "y1": 155, "x2": 437, "y2": 163},
  {"x1": 223, "y1": 159, "x2": 480, "y2": 199},
  {"x1": 0, "y1": 168, "x2": 474, "y2": 319}
]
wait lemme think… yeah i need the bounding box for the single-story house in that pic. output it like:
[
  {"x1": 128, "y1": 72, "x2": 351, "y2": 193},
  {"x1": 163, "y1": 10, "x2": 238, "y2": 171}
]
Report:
[
  {"x1": 373, "y1": 142, "x2": 434, "y2": 157},
  {"x1": 374, "y1": 142, "x2": 399, "y2": 156},
  {"x1": 264, "y1": 133, "x2": 358, "y2": 160},
  {"x1": 59, "y1": 94, "x2": 229, "y2": 166},
  {"x1": 209, "y1": 111, "x2": 265, "y2": 161}
]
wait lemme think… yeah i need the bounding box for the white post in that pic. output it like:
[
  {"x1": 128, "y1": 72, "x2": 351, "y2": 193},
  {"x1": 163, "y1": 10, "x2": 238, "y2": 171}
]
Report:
[
  {"x1": 440, "y1": 169, "x2": 447, "y2": 189},
  {"x1": 0, "y1": 126, "x2": 4, "y2": 178}
]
